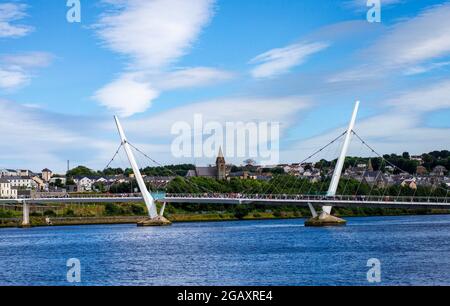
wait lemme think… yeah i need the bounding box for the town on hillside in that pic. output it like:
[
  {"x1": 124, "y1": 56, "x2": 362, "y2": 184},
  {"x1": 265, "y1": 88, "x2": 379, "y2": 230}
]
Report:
[{"x1": 1, "y1": 150, "x2": 449, "y2": 199}]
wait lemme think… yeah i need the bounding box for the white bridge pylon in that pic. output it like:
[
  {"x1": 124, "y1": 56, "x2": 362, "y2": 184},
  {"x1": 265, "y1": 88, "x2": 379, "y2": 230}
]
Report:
[
  {"x1": 321, "y1": 101, "x2": 360, "y2": 216},
  {"x1": 114, "y1": 116, "x2": 158, "y2": 219}
]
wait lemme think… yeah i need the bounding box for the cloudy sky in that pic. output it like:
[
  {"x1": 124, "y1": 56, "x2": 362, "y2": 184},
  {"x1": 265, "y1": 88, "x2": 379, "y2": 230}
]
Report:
[{"x1": 1, "y1": 0, "x2": 450, "y2": 173}]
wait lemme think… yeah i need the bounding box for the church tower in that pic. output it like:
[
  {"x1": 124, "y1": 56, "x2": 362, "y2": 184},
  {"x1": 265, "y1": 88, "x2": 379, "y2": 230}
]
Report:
[
  {"x1": 216, "y1": 147, "x2": 226, "y2": 180},
  {"x1": 368, "y1": 159, "x2": 374, "y2": 172}
]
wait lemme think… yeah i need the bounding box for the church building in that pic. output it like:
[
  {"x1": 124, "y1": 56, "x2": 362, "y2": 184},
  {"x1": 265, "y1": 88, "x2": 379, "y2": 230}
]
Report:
[{"x1": 186, "y1": 147, "x2": 227, "y2": 180}]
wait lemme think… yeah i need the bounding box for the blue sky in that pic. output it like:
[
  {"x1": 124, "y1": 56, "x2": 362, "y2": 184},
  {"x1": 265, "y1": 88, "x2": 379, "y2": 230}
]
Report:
[{"x1": 1, "y1": 0, "x2": 450, "y2": 173}]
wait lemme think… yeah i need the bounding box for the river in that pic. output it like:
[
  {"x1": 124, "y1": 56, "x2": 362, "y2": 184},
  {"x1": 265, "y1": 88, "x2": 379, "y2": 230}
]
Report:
[{"x1": 1, "y1": 215, "x2": 450, "y2": 286}]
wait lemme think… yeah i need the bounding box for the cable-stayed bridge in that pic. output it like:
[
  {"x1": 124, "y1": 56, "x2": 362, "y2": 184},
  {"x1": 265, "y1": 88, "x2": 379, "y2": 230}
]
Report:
[{"x1": 1, "y1": 101, "x2": 449, "y2": 227}]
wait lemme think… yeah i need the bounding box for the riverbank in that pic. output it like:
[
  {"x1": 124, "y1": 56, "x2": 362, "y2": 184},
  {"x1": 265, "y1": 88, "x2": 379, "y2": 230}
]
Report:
[
  {"x1": 1, "y1": 209, "x2": 450, "y2": 228},
  {"x1": 0, "y1": 212, "x2": 301, "y2": 228}
]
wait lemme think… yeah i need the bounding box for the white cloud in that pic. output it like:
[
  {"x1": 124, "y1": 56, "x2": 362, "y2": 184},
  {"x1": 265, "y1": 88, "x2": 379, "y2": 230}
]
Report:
[
  {"x1": 96, "y1": 0, "x2": 215, "y2": 69},
  {"x1": 404, "y1": 61, "x2": 450, "y2": 76},
  {"x1": 0, "y1": 52, "x2": 52, "y2": 67},
  {"x1": 93, "y1": 67, "x2": 234, "y2": 116},
  {"x1": 0, "y1": 52, "x2": 53, "y2": 91},
  {"x1": 0, "y1": 68, "x2": 28, "y2": 89},
  {"x1": 0, "y1": 3, "x2": 33, "y2": 38},
  {"x1": 123, "y1": 96, "x2": 311, "y2": 139},
  {"x1": 0, "y1": 96, "x2": 311, "y2": 171},
  {"x1": 93, "y1": 73, "x2": 160, "y2": 117},
  {"x1": 116, "y1": 96, "x2": 311, "y2": 165},
  {"x1": 157, "y1": 67, "x2": 234, "y2": 90},
  {"x1": 0, "y1": 100, "x2": 118, "y2": 172},
  {"x1": 372, "y1": 3, "x2": 450, "y2": 66},
  {"x1": 93, "y1": 0, "x2": 229, "y2": 116},
  {"x1": 249, "y1": 42, "x2": 329, "y2": 79},
  {"x1": 330, "y1": 3, "x2": 450, "y2": 82},
  {"x1": 385, "y1": 79, "x2": 450, "y2": 112}
]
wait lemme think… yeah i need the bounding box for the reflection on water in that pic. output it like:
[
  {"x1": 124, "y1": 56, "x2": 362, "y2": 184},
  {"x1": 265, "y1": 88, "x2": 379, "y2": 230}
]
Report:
[{"x1": 1, "y1": 215, "x2": 450, "y2": 286}]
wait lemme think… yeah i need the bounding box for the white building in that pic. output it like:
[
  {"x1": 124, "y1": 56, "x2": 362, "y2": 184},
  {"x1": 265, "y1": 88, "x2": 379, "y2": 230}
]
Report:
[
  {"x1": 74, "y1": 177, "x2": 95, "y2": 192},
  {"x1": 0, "y1": 178, "x2": 18, "y2": 199},
  {"x1": 49, "y1": 177, "x2": 67, "y2": 185},
  {"x1": 0, "y1": 169, "x2": 18, "y2": 177},
  {"x1": 6, "y1": 176, "x2": 35, "y2": 189},
  {"x1": 18, "y1": 169, "x2": 35, "y2": 177}
]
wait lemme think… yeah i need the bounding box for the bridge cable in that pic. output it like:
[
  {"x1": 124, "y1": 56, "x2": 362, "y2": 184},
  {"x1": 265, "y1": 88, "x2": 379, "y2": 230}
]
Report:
[
  {"x1": 341, "y1": 140, "x2": 365, "y2": 196},
  {"x1": 258, "y1": 130, "x2": 348, "y2": 197},
  {"x1": 352, "y1": 130, "x2": 448, "y2": 200},
  {"x1": 126, "y1": 141, "x2": 215, "y2": 194},
  {"x1": 104, "y1": 143, "x2": 124, "y2": 170},
  {"x1": 318, "y1": 135, "x2": 344, "y2": 195}
]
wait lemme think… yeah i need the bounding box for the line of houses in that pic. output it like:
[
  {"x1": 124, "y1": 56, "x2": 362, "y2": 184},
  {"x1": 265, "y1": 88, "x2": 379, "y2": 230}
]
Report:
[
  {"x1": 0, "y1": 167, "x2": 176, "y2": 199},
  {"x1": 0, "y1": 168, "x2": 54, "y2": 199}
]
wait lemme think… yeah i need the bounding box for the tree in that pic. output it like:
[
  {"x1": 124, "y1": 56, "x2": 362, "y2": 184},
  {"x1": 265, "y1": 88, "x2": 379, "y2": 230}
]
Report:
[
  {"x1": 243, "y1": 159, "x2": 257, "y2": 167},
  {"x1": 67, "y1": 166, "x2": 96, "y2": 177}
]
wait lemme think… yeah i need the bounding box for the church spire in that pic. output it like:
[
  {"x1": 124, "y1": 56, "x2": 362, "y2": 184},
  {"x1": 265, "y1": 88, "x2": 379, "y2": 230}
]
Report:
[
  {"x1": 216, "y1": 146, "x2": 226, "y2": 180},
  {"x1": 368, "y1": 159, "x2": 374, "y2": 172},
  {"x1": 218, "y1": 146, "x2": 224, "y2": 158}
]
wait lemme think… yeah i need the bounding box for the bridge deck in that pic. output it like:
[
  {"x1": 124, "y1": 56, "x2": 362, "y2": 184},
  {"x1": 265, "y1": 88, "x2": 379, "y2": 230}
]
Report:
[{"x1": 0, "y1": 194, "x2": 448, "y2": 210}]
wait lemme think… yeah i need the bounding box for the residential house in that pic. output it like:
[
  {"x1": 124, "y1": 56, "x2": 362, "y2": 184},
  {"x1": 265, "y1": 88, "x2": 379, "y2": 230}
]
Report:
[
  {"x1": 0, "y1": 169, "x2": 18, "y2": 177},
  {"x1": 41, "y1": 168, "x2": 53, "y2": 182},
  {"x1": 416, "y1": 166, "x2": 428, "y2": 175},
  {"x1": 410, "y1": 155, "x2": 423, "y2": 164},
  {"x1": 18, "y1": 169, "x2": 35, "y2": 177},
  {"x1": 431, "y1": 165, "x2": 447, "y2": 177},
  {"x1": 6, "y1": 176, "x2": 35, "y2": 189},
  {"x1": 32, "y1": 176, "x2": 46, "y2": 191},
  {"x1": 49, "y1": 177, "x2": 67, "y2": 185},
  {"x1": 401, "y1": 178, "x2": 417, "y2": 190},
  {"x1": 301, "y1": 168, "x2": 321, "y2": 183},
  {"x1": 0, "y1": 178, "x2": 17, "y2": 199},
  {"x1": 73, "y1": 176, "x2": 95, "y2": 192},
  {"x1": 228, "y1": 171, "x2": 257, "y2": 180}
]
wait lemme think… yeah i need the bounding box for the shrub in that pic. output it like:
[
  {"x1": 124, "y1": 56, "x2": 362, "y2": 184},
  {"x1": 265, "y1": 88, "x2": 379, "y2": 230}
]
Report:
[
  {"x1": 130, "y1": 204, "x2": 145, "y2": 215},
  {"x1": 273, "y1": 211, "x2": 282, "y2": 218},
  {"x1": 234, "y1": 206, "x2": 250, "y2": 220},
  {"x1": 104, "y1": 203, "x2": 123, "y2": 216},
  {"x1": 64, "y1": 209, "x2": 75, "y2": 217},
  {"x1": 0, "y1": 209, "x2": 14, "y2": 218},
  {"x1": 44, "y1": 210, "x2": 56, "y2": 217}
]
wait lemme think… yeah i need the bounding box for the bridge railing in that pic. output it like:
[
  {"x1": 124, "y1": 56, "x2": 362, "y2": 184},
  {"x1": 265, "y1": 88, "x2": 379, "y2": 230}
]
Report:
[
  {"x1": 17, "y1": 193, "x2": 144, "y2": 200},
  {"x1": 10, "y1": 193, "x2": 448, "y2": 204},
  {"x1": 164, "y1": 193, "x2": 449, "y2": 203}
]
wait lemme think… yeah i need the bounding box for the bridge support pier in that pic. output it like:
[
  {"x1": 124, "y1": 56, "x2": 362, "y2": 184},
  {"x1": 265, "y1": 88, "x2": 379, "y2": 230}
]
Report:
[
  {"x1": 19, "y1": 201, "x2": 32, "y2": 228},
  {"x1": 137, "y1": 202, "x2": 172, "y2": 227},
  {"x1": 137, "y1": 216, "x2": 172, "y2": 227},
  {"x1": 305, "y1": 211, "x2": 346, "y2": 227}
]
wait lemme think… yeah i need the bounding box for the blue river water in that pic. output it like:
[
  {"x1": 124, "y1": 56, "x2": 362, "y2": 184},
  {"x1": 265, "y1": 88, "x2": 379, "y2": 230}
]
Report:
[{"x1": 1, "y1": 215, "x2": 450, "y2": 286}]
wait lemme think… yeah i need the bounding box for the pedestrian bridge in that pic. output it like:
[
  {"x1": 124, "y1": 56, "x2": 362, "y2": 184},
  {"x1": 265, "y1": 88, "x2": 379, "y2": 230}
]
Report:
[
  {"x1": 1, "y1": 101, "x2": 448, "y2": 227},
  {"x1": 1, "y1": 193, "x2": 448, "y2": 210}
]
